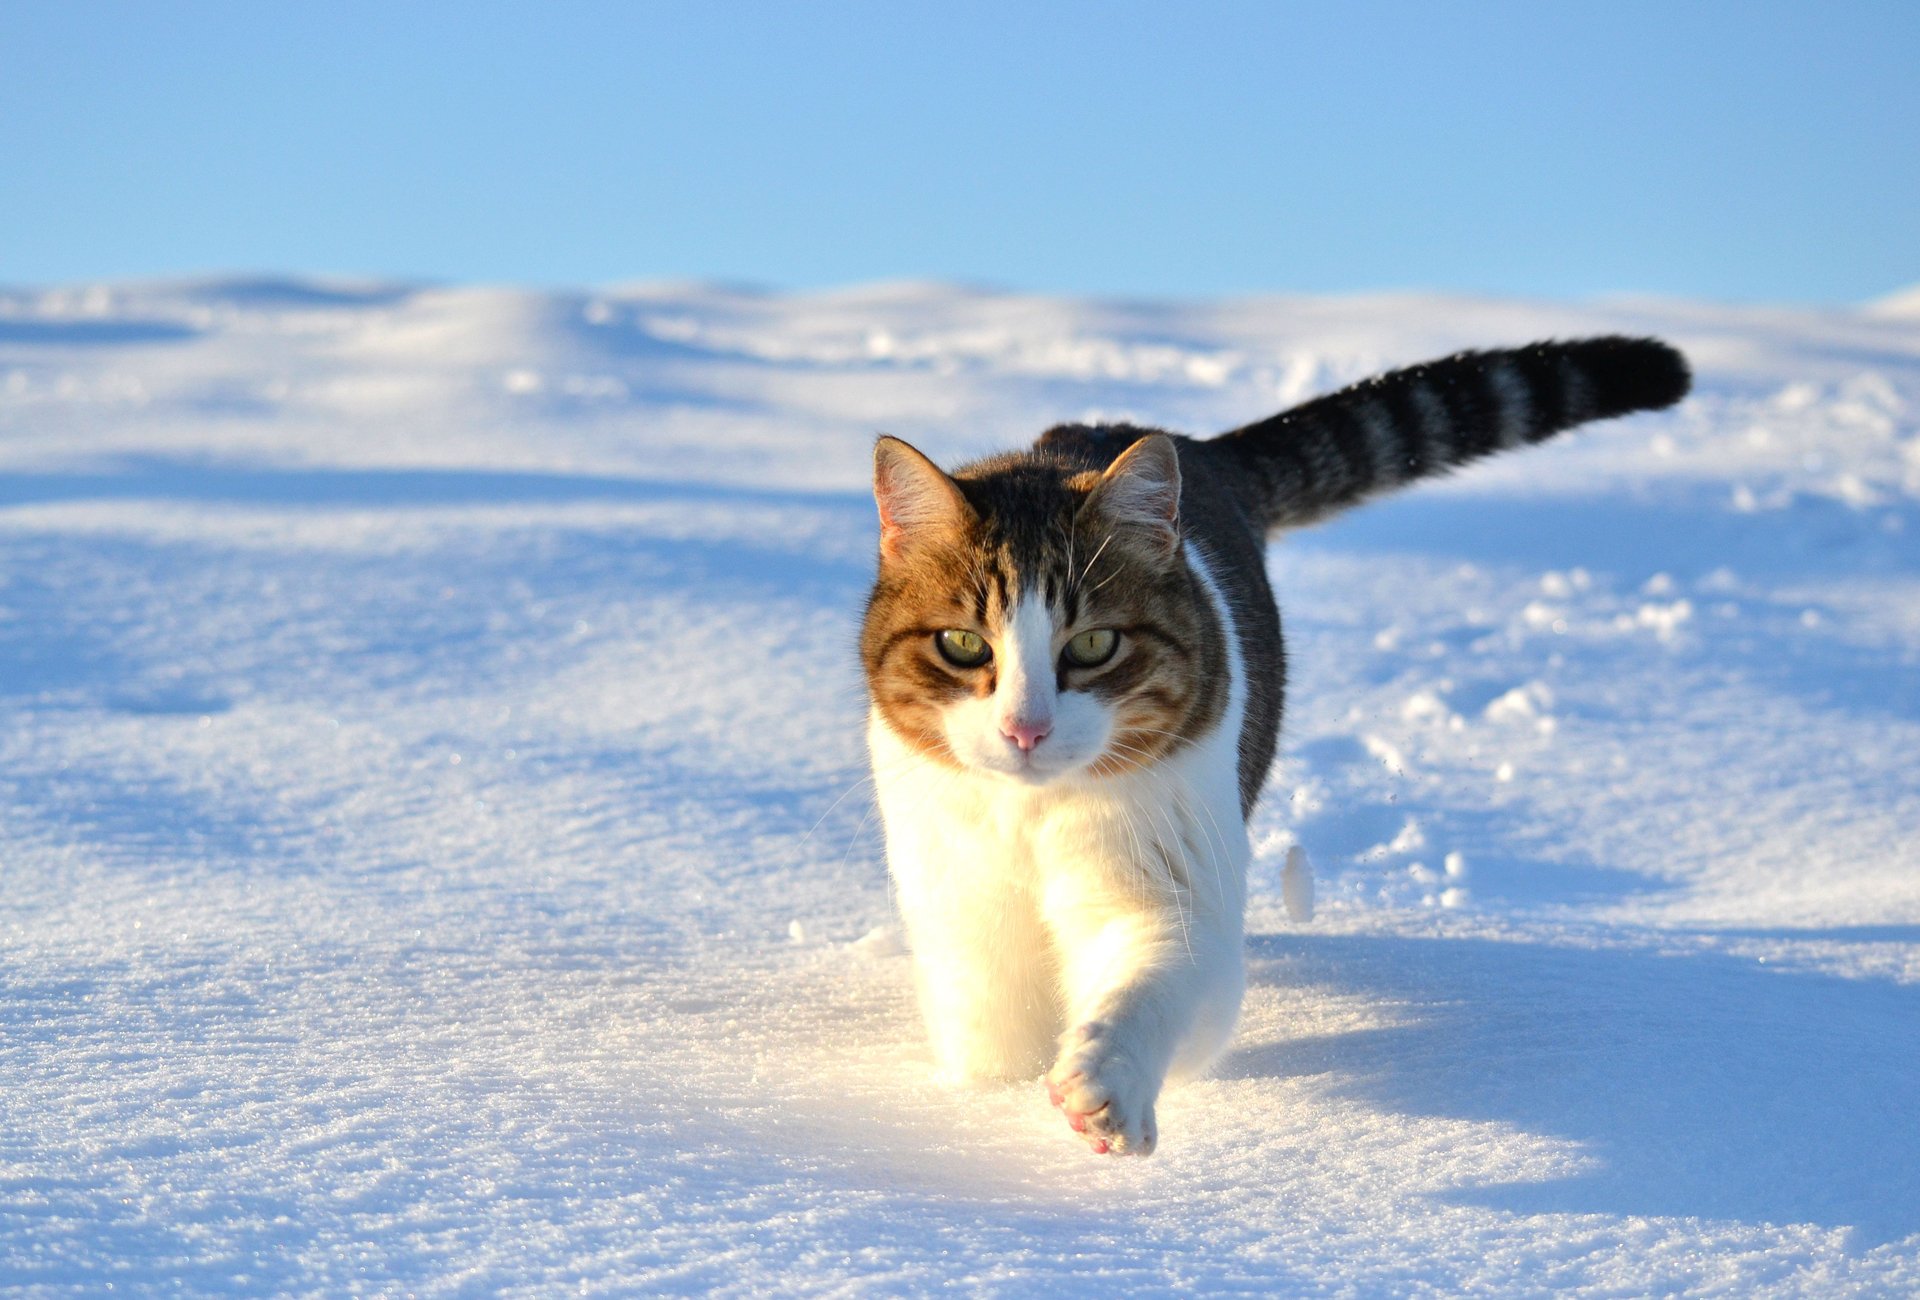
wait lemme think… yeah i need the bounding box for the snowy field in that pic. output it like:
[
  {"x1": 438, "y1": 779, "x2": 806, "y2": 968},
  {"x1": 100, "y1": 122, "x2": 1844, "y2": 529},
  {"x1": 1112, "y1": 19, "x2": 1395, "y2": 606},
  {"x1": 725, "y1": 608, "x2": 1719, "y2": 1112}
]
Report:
[{"x1": 2, "y1": 277, "x2": 1917, "y2": 1296}]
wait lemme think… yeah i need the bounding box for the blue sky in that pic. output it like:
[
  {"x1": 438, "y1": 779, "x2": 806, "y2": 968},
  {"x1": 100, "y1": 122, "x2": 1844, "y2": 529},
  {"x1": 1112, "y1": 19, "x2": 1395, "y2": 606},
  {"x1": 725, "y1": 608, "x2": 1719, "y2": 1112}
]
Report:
[{"x1": 3, "y1": 1, "x2": 1914, "y2": 303}]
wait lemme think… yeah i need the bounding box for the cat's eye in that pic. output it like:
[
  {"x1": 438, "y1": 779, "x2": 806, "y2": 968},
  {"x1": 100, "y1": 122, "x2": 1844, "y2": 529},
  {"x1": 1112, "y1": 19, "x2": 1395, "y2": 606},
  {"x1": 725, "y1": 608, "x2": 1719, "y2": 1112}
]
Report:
[
  {"x1": 1062, "y1": 628, "x2": 1119, "y2": 668},
  {"x1": 935, "y1": 628, "x2": 992, "y2": 668}
]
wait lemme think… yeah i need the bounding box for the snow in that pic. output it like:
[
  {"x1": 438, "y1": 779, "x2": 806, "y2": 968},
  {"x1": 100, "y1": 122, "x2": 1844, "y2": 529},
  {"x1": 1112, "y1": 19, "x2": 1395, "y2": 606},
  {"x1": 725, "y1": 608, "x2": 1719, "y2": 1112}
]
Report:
[
  {"x1": 1282, "y1": 845, "x2": 1315, "y2": 924},
  {"x1": 2, "y1": 276, "x2": 1917, "y2": 1295}
]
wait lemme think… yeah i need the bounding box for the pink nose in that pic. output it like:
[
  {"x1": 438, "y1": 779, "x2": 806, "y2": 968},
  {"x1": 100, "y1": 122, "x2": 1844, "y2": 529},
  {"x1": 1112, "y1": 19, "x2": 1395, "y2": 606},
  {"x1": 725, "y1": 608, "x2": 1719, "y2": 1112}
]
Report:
[{"x1": 1001, "y1": 718, "x2": 1053, "y2": 752}]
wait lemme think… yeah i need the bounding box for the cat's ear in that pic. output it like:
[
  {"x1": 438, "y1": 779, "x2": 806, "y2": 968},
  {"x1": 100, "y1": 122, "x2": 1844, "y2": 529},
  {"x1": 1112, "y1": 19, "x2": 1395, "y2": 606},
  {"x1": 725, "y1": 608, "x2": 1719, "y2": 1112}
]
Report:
[
  {"x1": 874, "y1": 436, "x2": 973, "y2": 557},
  {"x1": 1083, "y1": 434, "x2": 1181, "y2": 553}
]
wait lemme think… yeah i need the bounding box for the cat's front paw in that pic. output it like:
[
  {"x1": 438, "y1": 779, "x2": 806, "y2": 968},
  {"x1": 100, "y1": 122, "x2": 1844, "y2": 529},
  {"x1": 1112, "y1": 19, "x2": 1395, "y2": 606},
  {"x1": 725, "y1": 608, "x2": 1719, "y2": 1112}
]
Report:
[{"x1": 1045, "y1": 1022, "x2": 1158, "y2": 1156}]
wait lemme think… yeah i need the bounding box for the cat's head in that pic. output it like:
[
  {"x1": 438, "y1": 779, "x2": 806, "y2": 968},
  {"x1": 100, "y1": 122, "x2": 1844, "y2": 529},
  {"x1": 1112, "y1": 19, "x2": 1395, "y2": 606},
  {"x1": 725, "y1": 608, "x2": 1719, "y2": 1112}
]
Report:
[{"x1": 861, "y1": 432, "x2": 1224, "y2": 785}]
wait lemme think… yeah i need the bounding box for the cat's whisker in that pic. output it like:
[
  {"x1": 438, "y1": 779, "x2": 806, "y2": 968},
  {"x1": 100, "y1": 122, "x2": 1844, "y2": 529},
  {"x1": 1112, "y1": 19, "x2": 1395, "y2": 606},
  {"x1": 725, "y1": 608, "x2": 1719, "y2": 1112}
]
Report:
[
  {"x1": 1116, "y1": 794, "x2": 1194, "y2": 964},
  {"x1": 854, "y1": 753, "x2": 968, "y2": 902},
  {"x1": 1108, "y1": 724, "x2": 1240, "y2": 897},
  {"x1": 1075, "y1": 530, "x2": 1115, "y2": 595},
  {"x1": 1053, "y1": 515, "x2": 1078, "y2": 605},
  {"x1": 837, "y1": 798, "x2": 885, "y2": 876},
  {"x1": 1083, "y1": 563, "x2": 1128, "y2": 596},
  {"x1": 1111, "y1": 798, "x2": 1154, "y2": 932},
  {"x1": 807, "y1": 749, "x2": 951, "y2": 875},
  {"x1": 1133, "y1": 776, "x2": 1201, "y2": 961},
  {"x1": 1099, "y1": 739, "x2": 1225, "y2": 946},
  {"x1": 865, "y1": 746, "x2": 969, "y2": 906},
  {"x1": 1064, "y1": 520, "x2": 1077, "y2": 603},
  {"x1": 797, "y1": 771, "x2": 883, "y2": 855},
  {"x1": 832, "y1": 744, "x2": 951, "y2": 880},
  {"x1": 1147, "y1": 766, "x2": 1232, "y2": 930},
  {"x1": 794, "y1": 756, "x2": 921, "y2": 856}
]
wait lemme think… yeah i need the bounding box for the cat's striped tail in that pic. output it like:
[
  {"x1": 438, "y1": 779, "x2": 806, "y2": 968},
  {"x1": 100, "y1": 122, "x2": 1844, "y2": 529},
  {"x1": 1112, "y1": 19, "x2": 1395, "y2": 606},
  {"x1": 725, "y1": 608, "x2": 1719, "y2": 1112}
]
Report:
[{"x1": 1208, "y1": 336, "x2": 1690, "y2": 531}]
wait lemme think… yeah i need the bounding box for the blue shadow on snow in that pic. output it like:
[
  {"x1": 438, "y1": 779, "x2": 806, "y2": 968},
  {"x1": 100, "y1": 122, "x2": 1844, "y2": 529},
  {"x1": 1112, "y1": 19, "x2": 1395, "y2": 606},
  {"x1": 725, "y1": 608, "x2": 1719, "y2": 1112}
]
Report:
[
  {"x1": 1225, "y1": 930, "x2": 1920, "y2": 1243},
  {"x1": 0, "y1": 319, "x2": 200, "y2": 346},
  {"x1": 0, "y1": 455, "x2": 869, "y2": 515}
]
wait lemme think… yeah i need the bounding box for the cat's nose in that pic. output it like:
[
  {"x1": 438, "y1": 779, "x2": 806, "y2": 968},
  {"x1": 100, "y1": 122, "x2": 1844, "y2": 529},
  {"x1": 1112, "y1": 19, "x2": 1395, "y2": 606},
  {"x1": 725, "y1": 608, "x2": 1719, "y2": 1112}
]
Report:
[{"x1": 1001, "y1": 717, "x2": 1052, "y2": 752}]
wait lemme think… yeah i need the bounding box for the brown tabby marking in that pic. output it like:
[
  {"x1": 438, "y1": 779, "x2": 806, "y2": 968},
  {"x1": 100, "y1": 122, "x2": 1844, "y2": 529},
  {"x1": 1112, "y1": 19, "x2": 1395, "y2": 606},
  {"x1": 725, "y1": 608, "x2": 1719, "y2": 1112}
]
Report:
[{"x1": 861, "y1": 439, "x2": 1228, "y2": 775}]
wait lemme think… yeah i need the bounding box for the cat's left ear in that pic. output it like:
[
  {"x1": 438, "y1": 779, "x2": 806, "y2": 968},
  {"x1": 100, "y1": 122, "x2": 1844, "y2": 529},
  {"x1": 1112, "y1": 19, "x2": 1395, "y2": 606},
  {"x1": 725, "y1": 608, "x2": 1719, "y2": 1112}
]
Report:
[
  {"x1": 874, "y1": 435, "x2": 974, "y2": 558},
  {"x1": 1083, "y1": 434, "x2": 1181, "y2": 554}
]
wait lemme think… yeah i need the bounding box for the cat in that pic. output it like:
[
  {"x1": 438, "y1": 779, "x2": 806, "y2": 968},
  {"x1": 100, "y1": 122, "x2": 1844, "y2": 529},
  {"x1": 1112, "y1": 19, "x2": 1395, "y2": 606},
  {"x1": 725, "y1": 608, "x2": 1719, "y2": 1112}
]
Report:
[{"x1": 860, "y1": 336, "x2": 1690, "y2": 1156}]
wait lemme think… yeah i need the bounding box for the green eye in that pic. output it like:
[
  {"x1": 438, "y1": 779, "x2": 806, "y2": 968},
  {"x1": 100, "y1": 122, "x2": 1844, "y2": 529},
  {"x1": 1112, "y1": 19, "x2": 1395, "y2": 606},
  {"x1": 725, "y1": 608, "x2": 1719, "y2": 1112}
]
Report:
[
  {"x1": 1063, "y1": 628, "x2": 1119, "y2": 668},
  {"x1": 935, "y1": 629, "x2": 992, "y2": 668}
]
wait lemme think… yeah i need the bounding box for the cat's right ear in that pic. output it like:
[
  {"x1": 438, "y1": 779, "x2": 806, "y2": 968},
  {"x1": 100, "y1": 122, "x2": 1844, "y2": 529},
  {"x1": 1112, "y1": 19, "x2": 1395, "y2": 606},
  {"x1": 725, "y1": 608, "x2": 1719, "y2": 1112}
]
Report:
[
  {"x1": 1081, "y1": 433, "x2": 1181, "y2": 556},
  {"x1": 874, "y1": 436, "x2": 973, "y2": 559}
]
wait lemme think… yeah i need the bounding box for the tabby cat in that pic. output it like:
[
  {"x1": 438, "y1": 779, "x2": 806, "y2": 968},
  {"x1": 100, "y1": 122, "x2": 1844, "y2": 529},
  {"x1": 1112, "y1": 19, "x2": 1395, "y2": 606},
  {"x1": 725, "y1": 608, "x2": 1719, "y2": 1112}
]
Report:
[{"x1": 861, "y1": 336, "x2": 1689, "y2": 1156}]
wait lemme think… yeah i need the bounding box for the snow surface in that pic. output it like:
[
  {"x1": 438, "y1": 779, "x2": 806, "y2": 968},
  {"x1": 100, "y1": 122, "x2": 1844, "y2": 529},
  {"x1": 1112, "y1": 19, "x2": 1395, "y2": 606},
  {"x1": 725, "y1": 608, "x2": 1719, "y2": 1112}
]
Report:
[{"x1": 2, "y1": 277, "x2": 1918, "y2": 1296}]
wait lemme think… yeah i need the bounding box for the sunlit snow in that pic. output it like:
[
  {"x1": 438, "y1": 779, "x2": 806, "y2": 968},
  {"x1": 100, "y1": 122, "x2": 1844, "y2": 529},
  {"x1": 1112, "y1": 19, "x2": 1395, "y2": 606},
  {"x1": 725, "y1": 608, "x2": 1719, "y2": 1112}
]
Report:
[{"x1": 2, "y1": 278, "x2": 1916, "y2": 1294}]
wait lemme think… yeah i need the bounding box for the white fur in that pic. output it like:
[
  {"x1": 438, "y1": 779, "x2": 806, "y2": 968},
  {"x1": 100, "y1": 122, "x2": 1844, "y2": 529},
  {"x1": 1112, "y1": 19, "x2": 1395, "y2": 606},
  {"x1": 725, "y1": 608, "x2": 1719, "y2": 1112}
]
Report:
[{"x1": 869, "y1": 543, "x2": 1249, "y2": 1154}]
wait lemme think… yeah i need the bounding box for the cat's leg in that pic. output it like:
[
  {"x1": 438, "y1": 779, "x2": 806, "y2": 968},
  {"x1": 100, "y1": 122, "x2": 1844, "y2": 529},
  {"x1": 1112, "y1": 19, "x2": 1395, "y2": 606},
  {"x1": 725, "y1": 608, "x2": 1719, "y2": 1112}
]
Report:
[
  {"x1": 895, "y1": 871, "x2": 1060, "y2": 1083},
  {"x1": 1037, "y1": 834, "x2": 1246, "y2": 1155},
  {"x1": 872, "y1": 719, "x2": 1061, "y2": 1081}
]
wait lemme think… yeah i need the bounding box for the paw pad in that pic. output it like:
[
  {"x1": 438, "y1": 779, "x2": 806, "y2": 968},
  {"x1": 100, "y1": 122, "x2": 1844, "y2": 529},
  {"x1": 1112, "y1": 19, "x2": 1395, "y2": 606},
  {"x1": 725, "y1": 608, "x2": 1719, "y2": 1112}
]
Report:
[{"x1": 1044, "y1": 1054, "x2": 1157, "y2": 1157}]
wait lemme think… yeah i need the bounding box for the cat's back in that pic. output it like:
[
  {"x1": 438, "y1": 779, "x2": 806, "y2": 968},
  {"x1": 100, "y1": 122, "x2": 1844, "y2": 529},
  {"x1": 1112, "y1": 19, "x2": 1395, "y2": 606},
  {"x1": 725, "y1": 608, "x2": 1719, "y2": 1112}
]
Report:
[{"x1": 1032, "y1": 421, "x2": 1269, "y2": 558}]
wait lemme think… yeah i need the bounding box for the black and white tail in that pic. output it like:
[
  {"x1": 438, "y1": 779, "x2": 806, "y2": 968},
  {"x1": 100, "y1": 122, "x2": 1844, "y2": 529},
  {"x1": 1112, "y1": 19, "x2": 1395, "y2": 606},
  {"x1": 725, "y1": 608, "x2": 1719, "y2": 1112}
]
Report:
[{"x1": 1209, "y1": 336, "x2": 1690, "y2": 531}]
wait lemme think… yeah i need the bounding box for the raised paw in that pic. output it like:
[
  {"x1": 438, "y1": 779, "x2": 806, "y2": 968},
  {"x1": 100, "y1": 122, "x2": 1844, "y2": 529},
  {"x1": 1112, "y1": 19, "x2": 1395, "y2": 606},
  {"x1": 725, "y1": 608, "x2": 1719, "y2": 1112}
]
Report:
[{"x1": 1044, "y1": 1022, "x2": 1159, "y2": 1156}]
